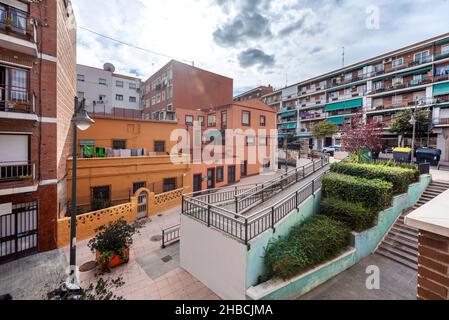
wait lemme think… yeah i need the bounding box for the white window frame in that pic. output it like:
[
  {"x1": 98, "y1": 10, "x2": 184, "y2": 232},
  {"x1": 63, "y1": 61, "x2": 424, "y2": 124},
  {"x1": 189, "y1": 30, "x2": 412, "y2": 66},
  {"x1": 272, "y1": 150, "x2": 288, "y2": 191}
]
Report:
[
  {"x1": 392, "y1": 58, "x2": 404, "y2": 68},
  {"x1": 442, "y1": 45, "x2": 449, "y2": 55},
  {"x1": 99, "y1": 78, "x2": 107, "y2": 86},
  {"x1": 392, "y1": 95, "x2": 402, "y2": 105},
  {"x1": 414, "y1": 50, "x2": 430, "y2": 63},
  {"x1": 116, "y1": 94, "x2": 124, "y2": 101},
  {"x1": 116, "y1": 80, "x2": 124, "y2": 88}
]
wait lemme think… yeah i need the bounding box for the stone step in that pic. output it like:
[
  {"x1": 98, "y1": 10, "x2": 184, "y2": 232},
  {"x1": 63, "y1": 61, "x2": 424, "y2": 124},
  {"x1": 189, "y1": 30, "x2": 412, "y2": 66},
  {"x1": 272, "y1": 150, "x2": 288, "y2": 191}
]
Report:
[
  {"x1": 381, "y1": 239, "x2": 418, "y2": 256},
  {"x1": 392, "y1": 224, "x2": 418, "y2": 236},
  {"x1": 388, "y1": 229, "x2": 418, "y2": 244},
  {"x1": 376, "y1": 250, "x2": 418, "y2": 271},
  {"x1": 429, "y1": 182, "x2": 449, "y2": 187},
  {"x1": 426, "y1": 187, "x2": 448, "y2": 193},
  {"x1": 395, "y1": 220, "x2": 418, "y2": 231},
  {"x1": 378, "y1": 243, "x2": 418, "y2": 263},
  {"x1": 385, "y1": 234, "x2": 418, "y2": 251}
]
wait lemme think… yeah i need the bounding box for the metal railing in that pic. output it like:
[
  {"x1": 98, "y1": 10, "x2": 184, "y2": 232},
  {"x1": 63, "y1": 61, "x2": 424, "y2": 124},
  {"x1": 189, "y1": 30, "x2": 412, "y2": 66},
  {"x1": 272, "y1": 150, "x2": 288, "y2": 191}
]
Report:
[
  {"x1": 0, "y1": 162, "x2": 34, "y2": 182},
  {"x1": 0, "y1": 6, "x2": 34, "y2": 41},
  {"x1": 183, "y1": 172, "x2": 327, "y2": 244},
  {"x1": 0, "y1": 86, "x2": 33, "y2": 113},
  {"x1": 161, "y1": 224, "x2": 181, "y2": 248}
]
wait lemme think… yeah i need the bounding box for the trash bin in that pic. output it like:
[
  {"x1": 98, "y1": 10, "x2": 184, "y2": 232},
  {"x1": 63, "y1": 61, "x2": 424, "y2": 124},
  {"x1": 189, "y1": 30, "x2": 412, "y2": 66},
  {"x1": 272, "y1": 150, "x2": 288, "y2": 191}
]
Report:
[
  {"x1": 416, "y1": 148, "x2": 441, "y2": 166},
  {"x1": 393, "y1": 147, "x2": 412, "y2": 163}
]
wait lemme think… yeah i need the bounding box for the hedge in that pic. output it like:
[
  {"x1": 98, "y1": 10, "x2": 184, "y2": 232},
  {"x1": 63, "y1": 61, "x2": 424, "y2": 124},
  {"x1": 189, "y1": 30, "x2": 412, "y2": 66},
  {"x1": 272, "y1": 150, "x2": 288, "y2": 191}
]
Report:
[
  {"x1": 330, "y1": 162, "x2": 417, "y2": 194},
  {"x1": 264, "y1": 215, "x2": 351, "y2": 280},
  {"x1": 322, "y1": 172, "x2": 393, "y2": 210},
  {"x1": 320, "y1": 197, "x2": 377, "y2": 232},
  {"x1": 372, "y1": 161, "x2": 420, "y2": 182}
]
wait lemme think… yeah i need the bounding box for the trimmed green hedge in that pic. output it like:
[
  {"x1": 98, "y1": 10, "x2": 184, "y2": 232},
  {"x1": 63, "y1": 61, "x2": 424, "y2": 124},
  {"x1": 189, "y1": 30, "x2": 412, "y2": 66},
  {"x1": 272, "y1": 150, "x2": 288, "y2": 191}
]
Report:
[
  {"x1": 320, "y1": 197, "x2": 377, "y2": 232},
  {"x1": 322, "y1": 172, "x2": 393, "y2": 210},
  {"x1": 372, "y1": 161, "x2": 420, "y2": 182},
  {"x1": 330, "y1": 162, "x2": 417, "y2": 194},
  {"x1": 264, "y1": 215, "x2": 351, "y2": 280}
]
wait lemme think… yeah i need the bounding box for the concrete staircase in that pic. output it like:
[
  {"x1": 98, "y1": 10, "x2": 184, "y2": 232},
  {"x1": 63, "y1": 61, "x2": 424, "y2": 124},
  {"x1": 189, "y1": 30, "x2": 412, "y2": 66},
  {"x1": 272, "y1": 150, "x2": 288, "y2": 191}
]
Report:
[{"x1": 376, "y1": 181, "x2": 449, "y2": 270}]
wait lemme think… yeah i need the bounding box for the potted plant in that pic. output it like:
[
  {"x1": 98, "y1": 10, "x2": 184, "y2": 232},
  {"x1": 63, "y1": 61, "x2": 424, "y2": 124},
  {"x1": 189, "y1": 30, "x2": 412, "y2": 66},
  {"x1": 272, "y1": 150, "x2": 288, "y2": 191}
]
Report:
[{"x1": 88, "y1": 218, "x2": 144, "y2": 272}]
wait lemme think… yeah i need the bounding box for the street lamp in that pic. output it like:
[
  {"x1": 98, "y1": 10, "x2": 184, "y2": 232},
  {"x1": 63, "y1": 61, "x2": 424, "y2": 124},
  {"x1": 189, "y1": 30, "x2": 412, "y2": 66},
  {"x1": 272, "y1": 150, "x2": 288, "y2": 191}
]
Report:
[
  {"x1": 66, "y1": 97, "x2": 94, "y2": 294},
  {"x1": 409, "y1": 98, "x2": 424, "y2": 164}
]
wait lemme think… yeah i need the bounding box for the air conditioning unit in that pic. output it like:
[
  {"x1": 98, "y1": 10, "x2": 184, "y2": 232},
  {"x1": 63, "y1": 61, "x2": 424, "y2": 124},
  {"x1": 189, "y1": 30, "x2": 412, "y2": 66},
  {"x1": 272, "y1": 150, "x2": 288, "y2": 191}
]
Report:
[{"x1": 166, "y1": 104, "x2": 174, "y2": 112}]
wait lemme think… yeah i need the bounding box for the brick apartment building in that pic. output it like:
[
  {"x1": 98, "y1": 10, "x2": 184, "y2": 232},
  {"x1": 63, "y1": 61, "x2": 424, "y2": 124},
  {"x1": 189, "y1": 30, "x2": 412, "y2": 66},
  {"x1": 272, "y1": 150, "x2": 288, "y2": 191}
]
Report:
[
  {"x1": 234, "y1": 85, "x2": 273, "y2": 102},
  {"x1": 176, "y1": 99, "x2": 277, "y2": 193},
  {"x1": 264, "y1": 33, "x2": 449, "y2": 160},
  {"x1": 142, "y1": 60, "x2": 233, "y2": 121},
  {"x1": 0, "y1": 0, "x2": 76, "y2": 262}
]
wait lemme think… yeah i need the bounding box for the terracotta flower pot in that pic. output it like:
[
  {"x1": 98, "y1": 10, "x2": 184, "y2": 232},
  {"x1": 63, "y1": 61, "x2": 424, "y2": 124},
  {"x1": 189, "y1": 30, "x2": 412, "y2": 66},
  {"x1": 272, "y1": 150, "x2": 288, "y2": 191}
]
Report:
[{"x1": 96, "y1": 247, "x2": 130, "y2": 272}]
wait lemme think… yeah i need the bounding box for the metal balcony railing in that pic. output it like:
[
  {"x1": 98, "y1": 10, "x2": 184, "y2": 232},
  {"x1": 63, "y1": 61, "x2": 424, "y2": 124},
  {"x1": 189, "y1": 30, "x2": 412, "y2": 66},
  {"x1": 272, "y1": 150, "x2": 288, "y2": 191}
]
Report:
[
  {"x1": 0, "y1": 5, "x2": 34, "y2": 41},
  {"x1": 0, "y1": 162, "x2": 34, "y2": 182},
  {"x1": 0, "y1": 86, "x2": 33, "y2": 113}
]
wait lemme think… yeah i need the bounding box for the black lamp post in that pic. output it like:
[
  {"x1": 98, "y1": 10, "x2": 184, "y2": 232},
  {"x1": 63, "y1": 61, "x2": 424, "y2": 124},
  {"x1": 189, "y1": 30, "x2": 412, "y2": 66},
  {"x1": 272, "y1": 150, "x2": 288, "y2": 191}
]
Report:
[{"x1": 66, "y1": 97, "x2": 94, "y2": 293}]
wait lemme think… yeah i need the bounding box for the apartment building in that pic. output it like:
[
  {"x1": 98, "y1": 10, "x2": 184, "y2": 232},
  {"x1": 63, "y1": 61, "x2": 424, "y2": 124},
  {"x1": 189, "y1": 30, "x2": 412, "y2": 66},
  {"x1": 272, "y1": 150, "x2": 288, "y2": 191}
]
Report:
[
  {"x1": 263, "y1": 33, "x2": 449, "y2": 160},
  {"x1": 0, "y1": 0, "x2": 76, "y2": 262},
  {"x1": 233, "y1": 85, "x2": 273, "y2": 102},
  {"x1": 69, "y1": 116, "x2": 191, "y2": 215},
  {"x1": 77, "y1": 63, "x2": 143, "y2": 117},
  {"x1": 142, "y1": 60, "x2": 233, "y2": 121},
  {"x1": 176, "y1": 99, "x2": 277, "y2": 193}
]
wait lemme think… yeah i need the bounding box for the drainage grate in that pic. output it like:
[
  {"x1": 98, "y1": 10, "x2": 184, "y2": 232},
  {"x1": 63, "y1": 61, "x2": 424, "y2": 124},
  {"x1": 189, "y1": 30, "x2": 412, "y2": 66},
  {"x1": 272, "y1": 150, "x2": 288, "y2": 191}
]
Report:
[
  {"x1": 161, "y1": 255, "x2": 172, "y2": 263},
  {"x1": 151, "y1": 235, "x2": 162, "y2": 242}
]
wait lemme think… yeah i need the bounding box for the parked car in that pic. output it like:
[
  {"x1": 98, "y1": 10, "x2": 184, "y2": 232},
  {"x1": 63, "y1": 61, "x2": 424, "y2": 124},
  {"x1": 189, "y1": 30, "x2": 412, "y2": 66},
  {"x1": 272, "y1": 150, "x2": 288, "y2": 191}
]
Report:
[
  {"x1": 384, "y1": 147, "x2": 395, "y2": 154},
  {"x1": 322, "y1": 146, "x2": 339, "y2": 156}
]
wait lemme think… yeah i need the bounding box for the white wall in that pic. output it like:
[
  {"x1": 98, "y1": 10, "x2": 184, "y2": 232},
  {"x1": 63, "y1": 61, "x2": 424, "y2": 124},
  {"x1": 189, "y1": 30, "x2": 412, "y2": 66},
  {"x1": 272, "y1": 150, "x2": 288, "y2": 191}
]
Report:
[
  {"x1": 111, "y1": 75, "x2": 142, "y2": 111},
  {"x1": 180, "y1": 215, "x2": 248, "y2": 300}
]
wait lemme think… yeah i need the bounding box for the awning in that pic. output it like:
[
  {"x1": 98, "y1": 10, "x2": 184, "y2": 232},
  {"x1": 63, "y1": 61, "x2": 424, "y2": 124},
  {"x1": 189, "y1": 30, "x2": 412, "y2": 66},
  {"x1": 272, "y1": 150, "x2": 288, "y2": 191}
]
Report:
[
  {"x1": 79, "y1": 139, "x2": 95, "y2": 146},
  {"x1": 280, "y1": 111, "x2": 296, "y2": 117},
  {"x1": 433, "y1": 83, "x2": 449, "y2": 97},
  {"x1": 436, "y1": 37, "x2": 449, "y2": 45},
  {"x1": 295, "y1": 132, "x2": 312, "y2": 137},
  {"x1": 280, "y1": 122, "x2": 297, "y2": 130},
  {"x1": 438, "y1": 104, "x2": 449, "y2": 109},
  {"x1": 326, "y1": 116, "x2": 346, "y2": 125},
  {"x1": 398, "y1": 66, "x2": 432, "y2": 78},
  {"x1": 325, "y1": 98, "x2": 363, "y2": 112}
]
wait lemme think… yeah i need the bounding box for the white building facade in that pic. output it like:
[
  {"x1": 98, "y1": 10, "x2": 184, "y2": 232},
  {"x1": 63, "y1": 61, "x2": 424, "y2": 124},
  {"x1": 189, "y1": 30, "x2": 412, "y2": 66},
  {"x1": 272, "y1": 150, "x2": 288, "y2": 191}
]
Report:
[{"x1": 77, "y1": 63, "x2": 143, "y2": 114}]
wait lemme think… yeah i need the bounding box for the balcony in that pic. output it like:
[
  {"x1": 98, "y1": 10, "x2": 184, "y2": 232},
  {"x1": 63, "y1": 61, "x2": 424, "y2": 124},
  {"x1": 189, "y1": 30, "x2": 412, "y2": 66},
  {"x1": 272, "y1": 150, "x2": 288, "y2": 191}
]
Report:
[
  {"x1": 0, "y1": 86, "x2": 33, "y2": 112},
  {"x1": 370, "y1": 78, "x2": 432, "y2": 95},
  {"x1": 0, "y1": 4, "x2": 37, "y2": 56},
  {"x1": 0, "y1": 162, "x2": 34, "y2": 183},
  {"x1": 435, "y1": 74, "x2": 449, "y2": 83},
  {"x1": 435, "y1": 52, "x2": 449, "y2": 61},
  {"x1": 433, "y1": 118, "x2": 449, "y2": 126}
]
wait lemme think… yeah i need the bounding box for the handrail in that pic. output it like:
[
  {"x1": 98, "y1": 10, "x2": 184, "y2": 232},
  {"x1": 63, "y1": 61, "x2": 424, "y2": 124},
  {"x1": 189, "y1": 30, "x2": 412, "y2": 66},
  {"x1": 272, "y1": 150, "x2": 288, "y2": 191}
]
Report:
[
  {"x1": 182, "y1": 170, "x2": 328, "y2": 244},
  {"x1": 161, "y1": 224, "x2": 181, "y2": 248}
]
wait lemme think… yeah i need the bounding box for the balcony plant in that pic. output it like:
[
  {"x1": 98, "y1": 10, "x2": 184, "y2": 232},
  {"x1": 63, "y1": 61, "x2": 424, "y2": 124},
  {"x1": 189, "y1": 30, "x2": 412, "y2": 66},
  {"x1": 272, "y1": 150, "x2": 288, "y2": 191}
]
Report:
[{"x1": 88, "y1": 218, "x2": 144, "y2": 273}]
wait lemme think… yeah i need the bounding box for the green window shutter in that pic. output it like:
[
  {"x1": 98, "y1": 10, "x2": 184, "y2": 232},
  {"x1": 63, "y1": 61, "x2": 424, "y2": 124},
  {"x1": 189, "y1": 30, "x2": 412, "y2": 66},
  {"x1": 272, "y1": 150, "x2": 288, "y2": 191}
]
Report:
[
  {"x1": 326, "y1": 116, "x2": 345, "y2": 125},
  {"x1": 325, "y1": 98, "x2": 363, "y2": 112}
]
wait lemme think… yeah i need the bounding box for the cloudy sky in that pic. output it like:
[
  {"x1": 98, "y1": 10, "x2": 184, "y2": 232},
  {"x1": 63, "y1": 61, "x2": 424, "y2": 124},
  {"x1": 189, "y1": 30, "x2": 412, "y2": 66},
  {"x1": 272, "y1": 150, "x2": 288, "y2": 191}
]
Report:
[{"x1": 72, "y1": 0, "x2": 449, "y2": 95}]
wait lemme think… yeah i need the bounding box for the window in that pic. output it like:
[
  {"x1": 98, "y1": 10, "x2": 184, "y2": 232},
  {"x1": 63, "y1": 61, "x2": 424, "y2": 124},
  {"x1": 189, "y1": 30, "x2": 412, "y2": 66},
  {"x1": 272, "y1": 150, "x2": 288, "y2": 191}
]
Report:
[
  {"x1": 132, "y1": 181, "x2": 146, "y2": 194},
  {"x1": 374, "y1": 81, "x2": 383, "y2": 90},
  {"x1": 167, "y1": 66, "x2": 173, "y2": 80},
  {"x1": 374, "y1": 64, "x2": 384, "y2": 72},
  {"x1": 77, "y1": 74, "x2": 85, "y2": 82},
  {"x1": 92, "y1": 186, "x2": 111, "y2": 207},
  {"x1": 208, "y1": 114, "x2": 216, "y2": 127},
  {"x1": 329, "y1": 91, "x2": 339, "y2": 99},
  {"x1": 99, "y1": 78, "x2": 107, "y2": 85},
  {"x1": 414, "y1": 51, "x2": 430, "y2": 63},
  {"x1": 344, "y1": 88, "x2": 351, "y2": 96},
  {"x1": 392, "y1": 77, "x2": 403, "y2": 85},
  {"x1": 392, "y1": 95, "x2": 402, "y2": 105},
  {"x1": 259, "y1": 136, "x2": 267, "y2": 146},
  {"x1": 320, "y1": 81, "x2": 327, "y2": 89},
  {"x1": 185, "y1": 115, "x2": 194, "y2": 126},
  {"x1": 129, "y1": 96, "x2": 137, "y2": 103},
  {"x1": 0, "y1": 134, "x2": 29, "y2": 165},
  {"x1": 116, "y1": 94, "x2": 124, "y2": 101},
  {"x1": 198, "y1": 116, "x2": 205, "y2": 127},
  {"x1": 99, "y1": 94, "x2": 106, "y2": 102},
  {"x1": 9, "y1": 68, "x2": 28, "y2": 101},
  {"x1": 129, "y1": 83, "x2": 137, "y2": 90},
  {"x1": 260, "y1": 115, "x2": 266, "y2": 126},
  {"x1": 221, "y1": 111, "x2": 227, "y2": 128},
  {"x1": 344, "y1": 73, "x2": 353, "y2": 81},
  {"x1": 154, "y1": 140, "x2": 165, "y2": 152},
  {"x1": 392, "y1": 58, "x2": 404, "y2": 68},
  {"x1": 442, "y1": 45, "x2": 449, "y2": 55},
  {"x1": 77, "y1": 91, "x2": 85, "y2": 99},
  {"x1": 242, "y1": 111, "x2": 251, "y2": 126},
  {"x1": 216, "y1": 167, "x2": 224, "y2": 183},
  {"x1": 167, "y1": 85, "x2": 173, "y2": 99},
  {"x1": 116, "y1": 80, "x2": 124, "y2": 88},
  {"x1": 246, "y1": 135, "x2": 255, "y2": 146},
  {"x1": 163, "y1": 178, "x2": 177, "y2": 192},
  {"x1": 373, "y1": 115, "x2": 383, "y2": 123},
  {"x1": 112, "y1": 140, "x2": 126, "y2": 149}
]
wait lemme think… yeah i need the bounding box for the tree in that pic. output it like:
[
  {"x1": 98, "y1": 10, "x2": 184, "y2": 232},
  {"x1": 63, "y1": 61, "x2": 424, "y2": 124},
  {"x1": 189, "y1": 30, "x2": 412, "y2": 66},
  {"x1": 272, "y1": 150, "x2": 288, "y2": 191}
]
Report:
[
  {"x1": 341, "y1": 113, "x2": 384, "y2": 162},
  {"x1": 389, "y1": 109, "x2": 431, "y2": 145},
  {"x1": 312, "y1": 121, "x2": 338, "y2": 139}
]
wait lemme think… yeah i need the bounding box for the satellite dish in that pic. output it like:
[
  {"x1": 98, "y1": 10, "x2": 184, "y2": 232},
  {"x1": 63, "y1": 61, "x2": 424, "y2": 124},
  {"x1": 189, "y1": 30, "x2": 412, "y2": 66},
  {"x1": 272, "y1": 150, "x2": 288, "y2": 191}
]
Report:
[{"x1": 103, "y1": 63, "x2": 115, "y2": 73}]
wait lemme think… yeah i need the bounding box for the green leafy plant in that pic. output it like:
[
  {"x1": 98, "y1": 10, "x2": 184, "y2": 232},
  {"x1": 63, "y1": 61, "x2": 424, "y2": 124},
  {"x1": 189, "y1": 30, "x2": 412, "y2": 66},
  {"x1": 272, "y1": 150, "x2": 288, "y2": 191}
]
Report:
[
  {"x1": 322, "y1": 172, "x2": 393, "y2": 210},
  {"x1": 91, "y1": 197, "x2": 112, "y2": 211},
  {"x1": 320, "y1": 197, "x2": 377, "y2": 232},
  {"x1": 311, "y1": 121, "x2": 338, "y2": 139},
  {"x1": 264, "y1": 215, "x2": 351, "y2": 280},
  {"x1": 389, "y1": 109, "x2": 431, "y2": 146},
  {"x1": 88, "y1": 218, "x2": 144, "y2": 270},
  {"x1": 331, "y1": 161, "x2": 417, "y2": 194}
]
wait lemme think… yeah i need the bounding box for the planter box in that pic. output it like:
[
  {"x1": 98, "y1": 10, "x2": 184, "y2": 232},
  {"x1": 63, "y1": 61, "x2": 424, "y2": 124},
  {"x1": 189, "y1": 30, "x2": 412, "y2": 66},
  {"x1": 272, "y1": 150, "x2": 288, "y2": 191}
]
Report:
[{"x1": 96, "y1": 247, "x2": 130, "y2": 272}]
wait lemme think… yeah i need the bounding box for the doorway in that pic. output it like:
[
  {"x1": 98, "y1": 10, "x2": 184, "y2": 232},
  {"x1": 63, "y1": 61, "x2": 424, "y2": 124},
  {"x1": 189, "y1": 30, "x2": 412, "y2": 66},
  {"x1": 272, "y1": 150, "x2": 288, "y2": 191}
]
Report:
[
  {"x1": 228, "y1": 165, "x2": 236, "y2": 184},
  {"x1": 207, "y1": 168, "x2": 215, "y2": 189},
  {"x1": 193, "y1": 174, "x2": 202, "y2": 193}
]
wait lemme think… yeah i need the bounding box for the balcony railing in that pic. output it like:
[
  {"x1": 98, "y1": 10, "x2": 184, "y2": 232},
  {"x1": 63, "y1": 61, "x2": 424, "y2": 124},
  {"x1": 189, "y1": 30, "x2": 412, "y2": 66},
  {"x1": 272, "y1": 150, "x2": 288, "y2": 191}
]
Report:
[
  {"x1": 433, "y1": 118, "x2": 449, "y2": 126},
  {"x1": 0, "y1": 86, "x2": 33, "y2": 113},
  {"x1": 0, "y1": 162, "x2": 34, "y2": 182},
  {"x1": 435, "y1": 74, "x2": 449, "y2": 83},
  {"x1": 435, "y1": 52, "x2": 449, "y2": 61},
  {"x1": 0, "y1": 6, "x2": 34, "y2": 41}
]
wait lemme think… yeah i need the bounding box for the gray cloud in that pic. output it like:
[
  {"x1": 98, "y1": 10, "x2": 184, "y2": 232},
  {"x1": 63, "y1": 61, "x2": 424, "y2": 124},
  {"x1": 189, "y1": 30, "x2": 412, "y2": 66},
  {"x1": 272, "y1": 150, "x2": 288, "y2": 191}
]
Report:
[
  {"x1": 212, "y1": 0, "x2": 273, "y2": 47},
  {"x1": 278, "y1": 11, "x2": 325, "y2": 37},
  {"x1": 238, "y1": 48, "x2": 275, "y2": 69}
]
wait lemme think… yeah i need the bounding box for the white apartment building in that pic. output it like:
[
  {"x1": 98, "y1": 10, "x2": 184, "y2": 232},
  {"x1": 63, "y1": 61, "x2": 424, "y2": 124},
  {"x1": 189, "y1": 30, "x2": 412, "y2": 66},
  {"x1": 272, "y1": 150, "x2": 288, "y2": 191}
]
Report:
[{"x1": 77, "y1": 63, "x2": 143, "y2": 115}]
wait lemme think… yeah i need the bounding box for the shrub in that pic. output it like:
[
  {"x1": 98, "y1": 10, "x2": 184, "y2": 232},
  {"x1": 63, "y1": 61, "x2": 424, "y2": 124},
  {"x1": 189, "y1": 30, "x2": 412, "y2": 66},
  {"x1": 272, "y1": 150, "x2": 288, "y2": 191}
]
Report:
[
  {"x1": 331, "y1": 161, "x2": 416, "y2": 194},
  {"x1": 320, "y1": 197, "x2": 377, "y2": 232},
  {"x1": 322, "y1": 172, "x2": 393, "y2": 210},
  {"x1": 264, "y1": 215, "x2": 351, "y2": 280},
  {"x1": 372, "y1": 161, "x2": 420, "y2": 182}
]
